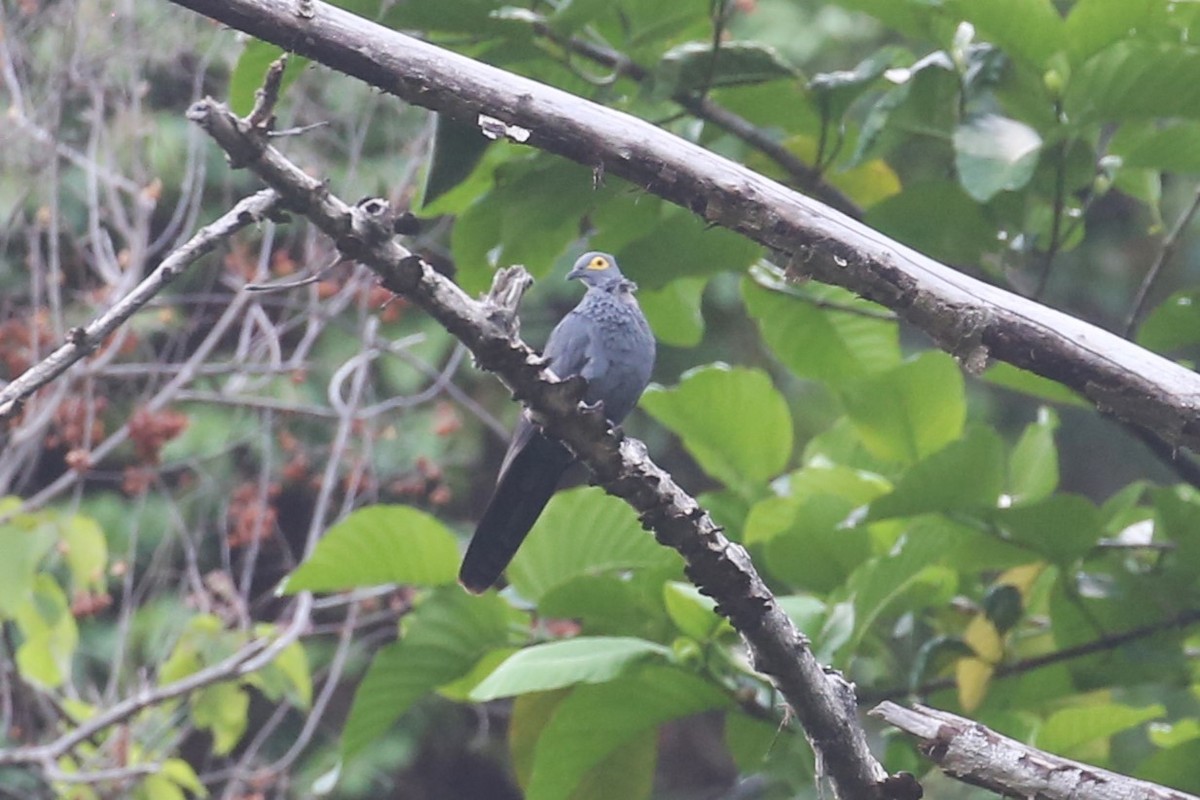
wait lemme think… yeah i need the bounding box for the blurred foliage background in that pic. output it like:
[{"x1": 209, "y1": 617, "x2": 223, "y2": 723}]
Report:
[{"x1": 5, "y1": 0, "x2": 1200, "y2": 798}]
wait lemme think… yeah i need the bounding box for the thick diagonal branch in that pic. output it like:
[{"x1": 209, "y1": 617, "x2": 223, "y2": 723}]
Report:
[{"x1": 186, "y1": 97, "x2": 890, "y2": 800}]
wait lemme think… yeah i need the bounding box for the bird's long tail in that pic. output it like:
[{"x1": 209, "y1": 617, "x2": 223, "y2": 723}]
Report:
[{"x1": 459, "y1": 431, "x2": 573, "y2": 594}]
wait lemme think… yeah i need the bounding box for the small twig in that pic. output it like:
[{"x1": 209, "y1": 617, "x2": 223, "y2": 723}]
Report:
[
  {"x1": 1124, "y1": 183, "x2": 1200, "y2": 337},
  {"x1": 248, "y1": 54, "x2": 288, "y2": 130},
  {"x1": 862, "y1": 607, "x2": 1200, "y2": 703},
  {"x1": 245, "y1": 252, "x2": 344, "y2": 292},
  {"x1": 0, "y1": 189, "x2": 282, "y2": 420}
]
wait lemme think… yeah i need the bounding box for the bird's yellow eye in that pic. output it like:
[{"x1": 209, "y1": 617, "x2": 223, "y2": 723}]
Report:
[{"x1": 587, "y1": 256, "x2": 609, "y2": 270}]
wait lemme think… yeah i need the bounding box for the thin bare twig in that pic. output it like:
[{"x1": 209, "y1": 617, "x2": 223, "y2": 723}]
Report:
[
  {"x1": 1125, "y1": 183, "x2": 1200, "y2": 337},
  {"x1": 0, "y1": 190, "x2": 283, "y2": 420}
]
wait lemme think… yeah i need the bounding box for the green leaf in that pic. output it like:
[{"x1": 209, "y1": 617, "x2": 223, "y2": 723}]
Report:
[
  {"x1": 525, "y1": 665, "x2": 731, "y2": 800},
  {"x1": 228, "y1": 42, "x2": 308, "y2": 117},
  {"x1": 642, "y1": 364, "x2": 793, "y2": 494},
  {"x1": 654, "y1": 41, "x2": 798, "y2": 97},
  {"x1": 61, "y1": 514, "x2": 107, "y2": 592},
  {"x1": 422, "y1": 115, "x2": 492, "y2": 208},
  {"x1": 1008, "y1": 408, "x2": 1060, "y2": 504},
  {"x1": 1067, "y1": 42, "x2": 1200, "y2": 123},
  {"x1": 866, "y1": 181, "x2": 997, "y2": 265},
  {"x1": 662, "y1": 582, "x2": 729, "y2": 640},
  {"x1": 809, "y1": 47, "x2": 904, "y2": 121},
  {"x1": 1111, "y1": 122, "x2": 1200, "y2": 173},
  {"x1": 507, "y1": 488, "x2": 680, "y2": 603},
  {"x1": 15, "y1": 575, "x2": 77, "y2": 689},
  {"x1": 841, "y1": 351, "x2": 966, "y2": 464},
  {"x1": 763, "y1": 495, "x2": 872, "y2": 593},
  {"x1": 160, "y1": 758, "x2": 206, "y2": 798},
  {"x1": 954, "y1": 114, "x2": 1043, "y2": 202},
  {"x1": 1064, "y1": 0, "x2": 1157, "y2": 65},
  {"x1": 638, "y1": 277, "x2": 706, "y2": 348},
  {"x1": 0, "y1": 502, "x2": 57, "y2": 618},
  {"x1": 284, "y1": 505, "x2": 459, "y2": 592},
  {"x1": 742, "y1": 269, "x2": 900, "y2": 383},
  {"x1": 471, "y1": 637, "x2": 670, "y2": 701},
  {"x1": 570, "y1": 728, "x2": 656, "y2": 800},
  {"x1": 869, "y1": 426, "x2": 1005, "y2": 519},
  {"x1": 192, "y1": 681, "x2": 249, "y2": 756},
  {"x1": 947, "y1": 0, "x2": 1065, "y2": 68},
  {"x1": 1139, "y1": 739, "x2": 1200, "y2": 795},
  {"x1": 844, "y1": 525, "x2": 960, "y2": 648},
  {"x1": 616, "y1": 208, "x2": 762, "y2": 289},
  {"x1": 1037, "y1": 703, "x2": 1164, "y2": 756},
  {"x1": 342, "y1": 587, "x2": 517, "y2": 759},
  {"x1": 538, "y1": 575, "x2": 667, "y2": 639},
  {"x1": 982, "y1": 362, "x2": 1088, "y2": 407},
  {"x1": 990, "y1": 494, "x2": 1102, "y2": 564},
  {"x1": 451, "y1": 158, "x2": 602, "y2": 294},
  {"x1": 1138, "y1": 289, "x2": 1200, "y2": 353}
]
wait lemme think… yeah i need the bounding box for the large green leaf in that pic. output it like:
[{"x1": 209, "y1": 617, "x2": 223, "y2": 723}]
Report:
[
  {"x1": 228, "y1": 42, "x2": 308, "y2": 117},
  {"x1": 283, "y1": 505, "x2": 459, "y2": 592},
  {"x1": 1067, "y1": 42, "x2": 1200, "y2": 123},
  {"x1": 1137, "y1": 289, "x2": 1200, "y2": 353},
  {"x1": 841, "y1": 526, "x2": 960, "y2": 658},
  {"x1": 525, "y1": 665, "x2": 731, "y2": 800},
  {"x1": 866, "y1": 181, "x2": 996, "y2": 265},
  {"x1": 342, "y1": 587, "x2": 517, "y2": 759},
  {"x1": 762, "y1": 495, "x2": 872, "y2": 593},
  {"x1": 0, "y1": 500, "x2": 58, "y2": 619},
  {"x1": 507, "y1": 488, "x2": 681, "y2": 603},
  {"x1": 869, "y1": 426, "x2": 1005, "y2": 519},
  {"x1": 638, "y1": 277, "x2": 707, "y2": 348},
  {"x1": 14, "y1": 574, "x2": 77, "y2": 689},
  {"x1": 1008, "y1": 408, "x2": 1060, "y2": 504},
  {"x1": 989, "y1": 494, "x2": 1102, "y2": 564},
  {"x1": 946, "y1": 0, "x2": 1065, "y2": 68},
  {"x1": 642, "y1": 364, "x2": 793, "y2": 494},
  {"x1": 953, "y1": 114, "x2": 1043, "y2": 202},
  {"x1": 1063, "y1": 0, "x2": 1157, "y2": 65},
  {"x1": 1111, "y1": 122, "x2": 1200, "y2": 174},
  {"x1": 1037, "y1": 703, "x2": 1164, "y2": 757},
  {"x1": 192, "y1": 681, "x2": 249, "y2": 756},
  {"x1": 840, "y1": 351, "x2": 966, "y2": 465},
  {"x1": 616, "y1": 209, "x2": 762, "y2": 289},
  {"x1": 422, "y1": 115, "x2": 493, "y2": 208},
  {"x1": 471, "y1": 637, "x2": 670, "y2": 701},
  {"x1": 742, "y1": 269, "x2": 899, "y2": 383},
  {"x1": 653, "y1": 41, "x2": 798, "y2": 97},
  {"x1": 451, "y1": 158, "x2": 607, "y2": 294}
]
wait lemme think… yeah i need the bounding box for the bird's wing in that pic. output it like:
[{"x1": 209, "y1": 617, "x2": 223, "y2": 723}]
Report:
[{"x1": 542, "y1": 308, "x2": 594, "y2": 380}]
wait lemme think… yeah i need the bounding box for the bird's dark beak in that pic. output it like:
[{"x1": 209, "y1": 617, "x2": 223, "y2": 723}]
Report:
[{"x1": 566, "y1": 265, "x2": 584, "y2": 281}]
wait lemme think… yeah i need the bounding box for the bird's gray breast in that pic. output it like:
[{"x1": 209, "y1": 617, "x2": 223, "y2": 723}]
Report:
[{"x1": 575, "y1": 288, "x2": 655, "y2": 423}]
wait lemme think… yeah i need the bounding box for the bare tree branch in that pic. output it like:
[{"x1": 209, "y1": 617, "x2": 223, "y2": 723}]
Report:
[
  {"x1": 185, "y1": 96, "x2": 893, "y2": 800},
  {"x1": 872, "y1": 702, "x2": 1198, "y2": 800},
  {"x1": 0, "y1": 599, "x2": 308, "y2": 768},
  {"x1": 0, "y1": 189, "x2": 283, "y2": 420},
  {"x1": 165, "y1": 0, "x2": 1200, "y2": 454}
]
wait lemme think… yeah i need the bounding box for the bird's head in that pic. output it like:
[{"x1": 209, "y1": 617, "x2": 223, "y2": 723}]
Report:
[{"x1": 566, "y1": 251, "x2": 627, "y2": 288}]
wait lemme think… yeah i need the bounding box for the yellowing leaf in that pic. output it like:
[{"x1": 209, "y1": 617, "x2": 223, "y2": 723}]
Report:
[{"x1": 956, "y1": 657, "x2": 994, "y2": 712}]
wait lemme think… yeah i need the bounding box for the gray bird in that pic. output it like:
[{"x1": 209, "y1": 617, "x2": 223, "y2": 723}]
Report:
[{"x1": 460, "y1": 252, "x2": 656, "y2": 594}]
